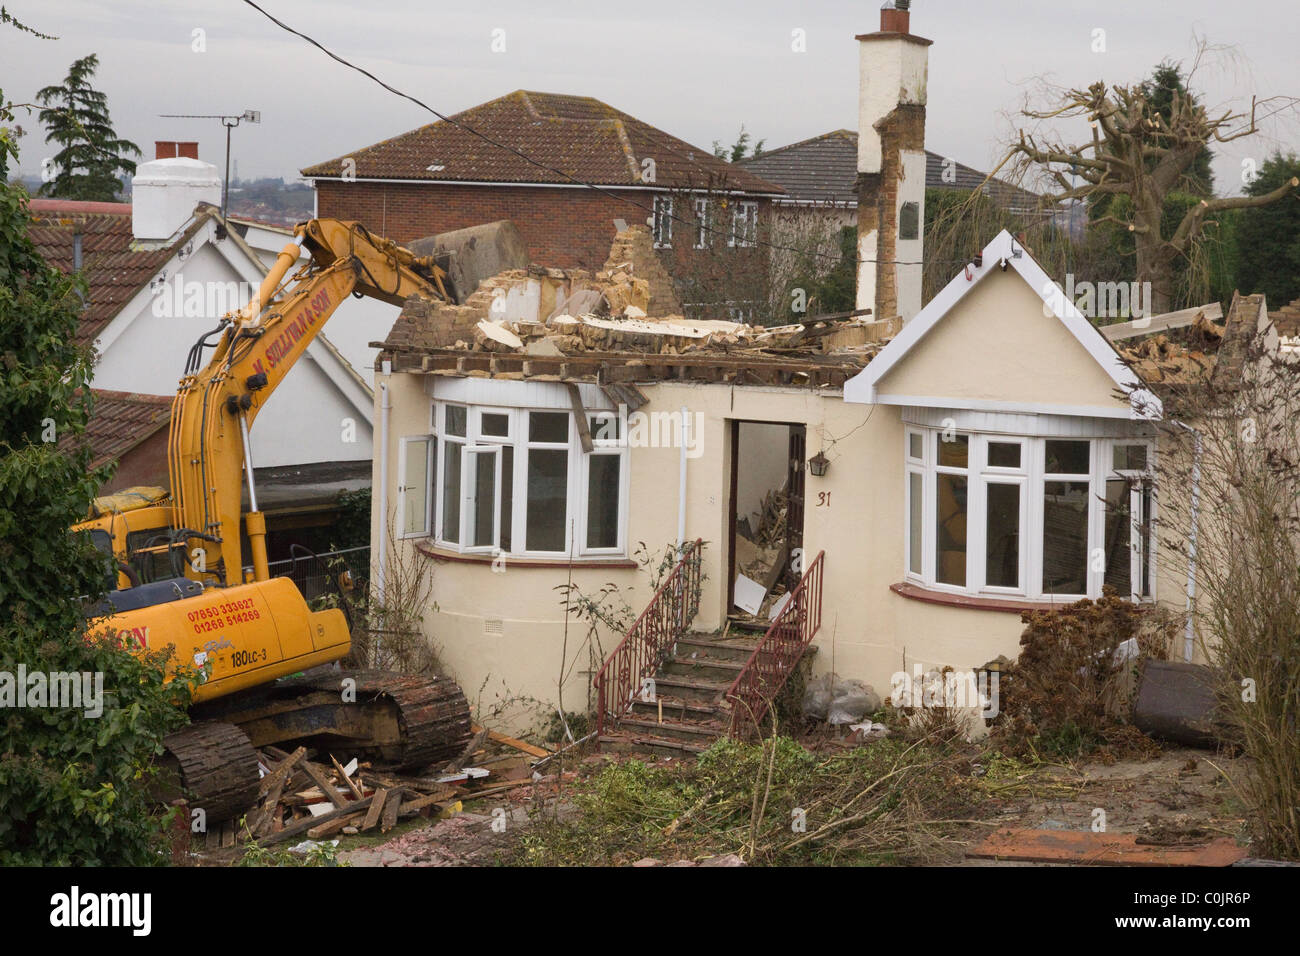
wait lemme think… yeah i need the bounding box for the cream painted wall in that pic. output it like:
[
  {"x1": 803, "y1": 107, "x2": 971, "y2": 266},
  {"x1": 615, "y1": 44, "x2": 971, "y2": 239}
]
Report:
[
  {"x1": 373, "y1": 372, "x2": 1036, "y2": 733},
  {"x1": 875, "y1": 267, "x2": 1127, "y2": 413}
]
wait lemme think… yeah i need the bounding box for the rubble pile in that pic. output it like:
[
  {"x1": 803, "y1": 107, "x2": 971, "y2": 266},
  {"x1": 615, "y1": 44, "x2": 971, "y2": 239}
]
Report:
[{"x1": 194, "y1": 727, "x2": 552, "y2": 852}]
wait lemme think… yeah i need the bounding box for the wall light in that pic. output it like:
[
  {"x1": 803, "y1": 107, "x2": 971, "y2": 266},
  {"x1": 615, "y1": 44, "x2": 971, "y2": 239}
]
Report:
[{"x1": 808, "y1": 451, "x2": 830, "y2": 477}]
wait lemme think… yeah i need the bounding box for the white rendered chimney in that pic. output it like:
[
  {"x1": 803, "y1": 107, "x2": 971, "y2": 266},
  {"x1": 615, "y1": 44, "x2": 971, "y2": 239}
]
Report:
[{"x1": 131, "y1": 156, "x2": 221, "y2": 241}]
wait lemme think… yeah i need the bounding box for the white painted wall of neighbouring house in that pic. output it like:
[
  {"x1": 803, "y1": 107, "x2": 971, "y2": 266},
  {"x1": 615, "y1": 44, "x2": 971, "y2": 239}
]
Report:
[{"x1": 91, "y1": 216, "x2": 374, "y2": 468}]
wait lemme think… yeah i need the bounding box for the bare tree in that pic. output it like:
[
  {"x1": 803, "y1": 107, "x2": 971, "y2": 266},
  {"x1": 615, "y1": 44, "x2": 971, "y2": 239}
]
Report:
[{"x1": 1007, "y1": 49, "x2": 1297, "y2": 313}]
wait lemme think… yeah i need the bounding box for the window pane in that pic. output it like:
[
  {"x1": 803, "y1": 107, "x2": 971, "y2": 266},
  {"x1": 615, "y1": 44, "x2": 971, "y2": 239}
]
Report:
[
  {"x1": 481, "y1": 412, "x2": 509, "y2": 438},
  {"x1": 526, "y1": 449, "x2": 568, "y2": 551},
  {"x1": 471, "y1": 452, "x2": 496, "y2": 548},
  {"x1": 441, "y1": 441, "x2": 462, "y2": 543},
  {"x1": 402, "y1": 439, "x2": 428, "y2": 534},
  {"x1": 1103, "y1": 479, "x2": 1131, "y2": 596},
  {"x1": 500, "y1": 446, "x2": 513, "y2": 553},
  {"x1": 937, "y1": 433, "x2": 968, "y2": 468},
  {"x1": 591, "y1": 415, "x2": 621, "y2": 441},
  {"x1": 1114, "y1": 444, "x2": 1148, "y2": 472},
  {"x1": 530, "y1": 411, "x2": 568, "y2": 444},
  {"x1": 908, "y1": 472, "x2": 923, "y2": 574},
  {"x1": 935, "y1": 473, "x2": 967, "y2": 586},
  {"x1": 988, "y1": 441, "x2": 1021, "y2": 468},
  {"x1": 586, "y1": 455, "x2": 621, "y2": 549},
  {"x1": 985, "y1": 483, "x2": 1020, "y2": 588},
  {"x1": 445, "y1": 405, "x2": 467, "y2": 438},
  {"x1": 908, "y1": 433, "x2": 923, "y2": 460},
  {"x1": 1045, "y1": 439, "x2": 1089, "y2": 475},
  {"x1": 1042, "y1": 480, "x2": 1089, "y2": 593}
]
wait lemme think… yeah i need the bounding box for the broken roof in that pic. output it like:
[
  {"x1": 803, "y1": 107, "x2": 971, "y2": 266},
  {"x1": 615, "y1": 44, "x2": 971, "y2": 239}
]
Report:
[
  {"x1": 27, "y1": 198, "x2": 213, "y2": 347},
  {"x1": 736, "y1": 129, "x2": 1043, "y2": 212},
  {"x1": 301, "y1": 90, "x2": 784, "y2": 195},
  {"x1": 377, "y1": 226, "x2": 888, "y2": 390}
]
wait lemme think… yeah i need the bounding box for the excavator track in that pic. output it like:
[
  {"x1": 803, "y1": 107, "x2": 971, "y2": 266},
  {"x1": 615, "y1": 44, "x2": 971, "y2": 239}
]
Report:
[
  {"x1": 161, "y1": 720, "x2": 261, "y2": 824},
  {"x1": 333, "y1": 670, "x2": 474, "y2": 769}
]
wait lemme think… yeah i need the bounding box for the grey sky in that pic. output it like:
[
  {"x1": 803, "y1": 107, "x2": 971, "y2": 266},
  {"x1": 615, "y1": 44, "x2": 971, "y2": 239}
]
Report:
[{"x1": 4, "y1": 0, "x2": 1296, "y2": 195}]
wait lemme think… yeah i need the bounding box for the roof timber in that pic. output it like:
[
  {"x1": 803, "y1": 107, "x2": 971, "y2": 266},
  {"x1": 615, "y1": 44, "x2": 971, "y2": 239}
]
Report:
[{"x1": 390, "y1": 347, "x2": 862, "y2": 389}]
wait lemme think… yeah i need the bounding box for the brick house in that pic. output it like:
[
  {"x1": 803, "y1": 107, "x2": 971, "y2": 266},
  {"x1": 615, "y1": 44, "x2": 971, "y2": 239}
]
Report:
[{"x1": 301, "y1": 90, "x2": 786, "y2": 320}]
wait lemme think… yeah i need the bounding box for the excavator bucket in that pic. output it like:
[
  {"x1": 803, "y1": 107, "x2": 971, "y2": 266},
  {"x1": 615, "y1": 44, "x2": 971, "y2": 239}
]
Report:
[{"x1": 405, "y1": 220, "x2": 529, "y2": 304}]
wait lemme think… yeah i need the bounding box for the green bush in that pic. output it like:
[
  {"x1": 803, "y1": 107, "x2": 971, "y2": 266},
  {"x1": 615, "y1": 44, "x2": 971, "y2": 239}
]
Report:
[{"x1": 0, "y1": 88, "x2": 197, "y2": 864}]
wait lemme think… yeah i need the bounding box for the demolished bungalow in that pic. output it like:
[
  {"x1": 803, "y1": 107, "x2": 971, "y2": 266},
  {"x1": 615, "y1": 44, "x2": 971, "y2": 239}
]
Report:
[{"x1": 364, "y1": 4, "x2": 1269, "y2": 740}]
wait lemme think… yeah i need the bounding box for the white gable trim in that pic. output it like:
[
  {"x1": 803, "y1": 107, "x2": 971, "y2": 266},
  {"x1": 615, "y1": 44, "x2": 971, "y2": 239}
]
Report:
[
  {"x1": 92, "y1": 208, "x2": 374, "y2": 422},
  {"x1": 844, "y1": 229, "x2": 1162, "y2": 420}
]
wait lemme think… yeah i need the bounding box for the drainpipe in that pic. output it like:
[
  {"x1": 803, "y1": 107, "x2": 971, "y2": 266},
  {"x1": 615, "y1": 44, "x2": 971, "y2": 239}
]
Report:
[
  {"x1": 677, "y1": 406, "x2": 689, "y2": 548},
  {"x1": 1169, "y1": 419, "x2": 1201, "y2": 662},
  {"x1": 376, "y1": 361, "x2": 392, "y2": 595}
]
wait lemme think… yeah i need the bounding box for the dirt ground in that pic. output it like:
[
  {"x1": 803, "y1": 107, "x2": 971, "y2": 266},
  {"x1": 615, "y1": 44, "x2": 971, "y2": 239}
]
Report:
[{"x1": 319, "y1": 743, "x2": 1250, "y2": 867}]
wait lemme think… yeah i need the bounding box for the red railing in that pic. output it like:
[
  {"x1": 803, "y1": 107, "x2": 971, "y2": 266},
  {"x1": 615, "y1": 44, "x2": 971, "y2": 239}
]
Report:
[
  {"x1": 726, "y1": 550, "x2": 825, "y2": 737},
  {"x1": 593, "y1": 539, "x2": 704, "y2": 735}
]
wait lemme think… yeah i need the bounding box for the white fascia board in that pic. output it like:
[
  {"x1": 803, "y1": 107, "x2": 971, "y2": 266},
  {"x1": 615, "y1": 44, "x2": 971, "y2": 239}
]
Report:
[
  {"x1": 844, "y1": 229, "x2": 1162, "y2": 421},
  {"x1": 877, "y1": 393, "x2": 1143, "y2": 420}
]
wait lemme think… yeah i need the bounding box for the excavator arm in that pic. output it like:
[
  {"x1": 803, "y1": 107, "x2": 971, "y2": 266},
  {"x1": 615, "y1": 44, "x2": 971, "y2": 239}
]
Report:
[{"x1": 169, "y1": 218, "x2": 448, "y2": 586}]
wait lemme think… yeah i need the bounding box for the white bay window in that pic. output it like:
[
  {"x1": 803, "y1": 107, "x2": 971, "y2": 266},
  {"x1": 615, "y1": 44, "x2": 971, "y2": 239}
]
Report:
[{"x1": 904, "y1": 426, "x2": 1153, "y2": 601}]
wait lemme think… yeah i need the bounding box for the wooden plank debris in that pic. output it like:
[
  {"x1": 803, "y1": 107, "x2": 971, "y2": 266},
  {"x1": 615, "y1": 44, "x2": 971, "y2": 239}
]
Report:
[
  {"x1": 1102, "y1": 303, "x2": 1223, "y2": 341},
  {"x1": 969, "y1": 828, "x2": 1248, "y2": 866},
  {"x1": 299, "y1": 758, "x2": 349, "y2": 809}
]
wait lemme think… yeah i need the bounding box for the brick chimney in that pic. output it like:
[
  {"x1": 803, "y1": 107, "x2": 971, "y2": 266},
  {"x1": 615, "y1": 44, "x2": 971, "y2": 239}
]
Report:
[
  {"x1": 856, "y1": 1, "x2": 930, "y2": 322},
  {"x1": 155, "y1": 141, "x2": 200, "y2": 160}
]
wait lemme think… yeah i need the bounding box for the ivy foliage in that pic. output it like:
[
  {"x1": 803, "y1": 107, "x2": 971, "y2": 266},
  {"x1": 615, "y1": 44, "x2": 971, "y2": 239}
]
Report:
[{"x1": 0, "y1": 85, "x2": 194, "y2": 865}]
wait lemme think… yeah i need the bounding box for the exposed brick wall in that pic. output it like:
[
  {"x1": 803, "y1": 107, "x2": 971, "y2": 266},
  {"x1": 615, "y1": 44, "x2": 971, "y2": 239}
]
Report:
[
  {"x1": 857, "y1": 104, "x2": 925, "y2": 321},
  {"x1": 317, "y1": 180, "x2": 650, "y2": 272},
  {"x1": 316, "y1": 180, "x2": 772, "y2": 317}
]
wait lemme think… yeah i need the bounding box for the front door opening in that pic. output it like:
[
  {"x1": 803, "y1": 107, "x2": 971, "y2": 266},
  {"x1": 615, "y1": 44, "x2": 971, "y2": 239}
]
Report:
[{"x1": 727, "y1": 420, "x2": 806, "y2": 621}]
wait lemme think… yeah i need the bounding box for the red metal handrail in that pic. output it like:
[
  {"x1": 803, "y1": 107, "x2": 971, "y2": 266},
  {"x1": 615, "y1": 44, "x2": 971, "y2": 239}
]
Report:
[
  {"x1": 726, "y1": 550, "x2": 824, "y2": 737},
  {"x1": 593, "y1": 539, "x2": 704, "y2": 736}
]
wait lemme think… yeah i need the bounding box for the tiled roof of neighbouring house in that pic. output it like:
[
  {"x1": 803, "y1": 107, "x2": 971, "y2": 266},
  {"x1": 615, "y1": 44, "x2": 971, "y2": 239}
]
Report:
[
  {"x1": 301, "y1": 90, "x2": 785, "y2": 195},
  {"x1": 71, "y1": 390, "x2": 173, "y2": 469},
  {"x1": 736, "y1": 129, "x2": 1044, "y2": 212},
  {"x1": 27, "y1": 198, "x2": 214, "y2": 347}
]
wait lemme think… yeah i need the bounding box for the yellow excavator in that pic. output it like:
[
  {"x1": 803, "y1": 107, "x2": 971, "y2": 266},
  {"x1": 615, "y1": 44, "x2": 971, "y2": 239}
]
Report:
[{"x1": 75, "y1": 219, "x2": 476, "y2": 821}]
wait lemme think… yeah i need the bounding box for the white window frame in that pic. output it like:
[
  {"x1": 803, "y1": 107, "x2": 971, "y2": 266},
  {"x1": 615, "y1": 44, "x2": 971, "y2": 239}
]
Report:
[
  {"x1": 903, "y1": 429, "x2": 1154, "y2": 602},
  {"x1": 653, "y1": 195, "x2": 673, "y2": 248},
  {"x1": 424, "y1": 401, "x2": 629, "y2": 559},
  {"x1": 729, "y1": 200, "x2": 757, "y2": 248},
  {"x1": 694, "y1": 197, "x2": 709, "y2": 249},
  {"x1": 397, "y1": 436, "x2": 432, "y2": 538}
]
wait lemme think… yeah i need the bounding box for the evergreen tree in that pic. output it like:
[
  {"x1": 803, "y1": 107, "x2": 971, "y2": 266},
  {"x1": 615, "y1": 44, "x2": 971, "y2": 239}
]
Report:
[
  {"x1": 36, "y1": 54, "x2": 140, "y2": 201},
  {"x1": 1234, "y1": 152, "x2": 1300, "y2": 308}
]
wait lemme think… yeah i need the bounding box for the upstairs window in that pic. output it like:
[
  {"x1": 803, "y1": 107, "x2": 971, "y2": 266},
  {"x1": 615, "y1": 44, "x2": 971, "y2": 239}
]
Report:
[
  {"x1": 694, "y1": 197, "x2": 709, "y2": 249},
  {"x1": 730, "y1": 201, "x2": 758, "y2": 248},
  {"x1": 652, "y1": 196, "x2": 673, "y2": 248}
]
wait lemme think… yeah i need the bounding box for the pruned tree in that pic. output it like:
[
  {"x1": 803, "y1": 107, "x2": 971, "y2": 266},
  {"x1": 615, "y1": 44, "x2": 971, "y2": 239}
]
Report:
[
  {"x1": 1008, "y1": 49, "x2": 1298, "y2": 314},
  {"x1": 36, "y1": 53, "x2": 140, "y2": 201}
]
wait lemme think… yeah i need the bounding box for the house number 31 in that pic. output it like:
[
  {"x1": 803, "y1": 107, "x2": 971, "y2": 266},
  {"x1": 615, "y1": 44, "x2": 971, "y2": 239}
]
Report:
[{"x1": 817, "y1": 492, "x2": 831, "y2": 507}]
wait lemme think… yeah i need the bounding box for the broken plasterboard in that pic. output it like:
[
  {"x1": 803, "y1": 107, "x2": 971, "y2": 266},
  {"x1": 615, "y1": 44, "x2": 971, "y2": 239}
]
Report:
[{"x1": 733, "y1": 574, "x2": 767, "y2": 615}]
